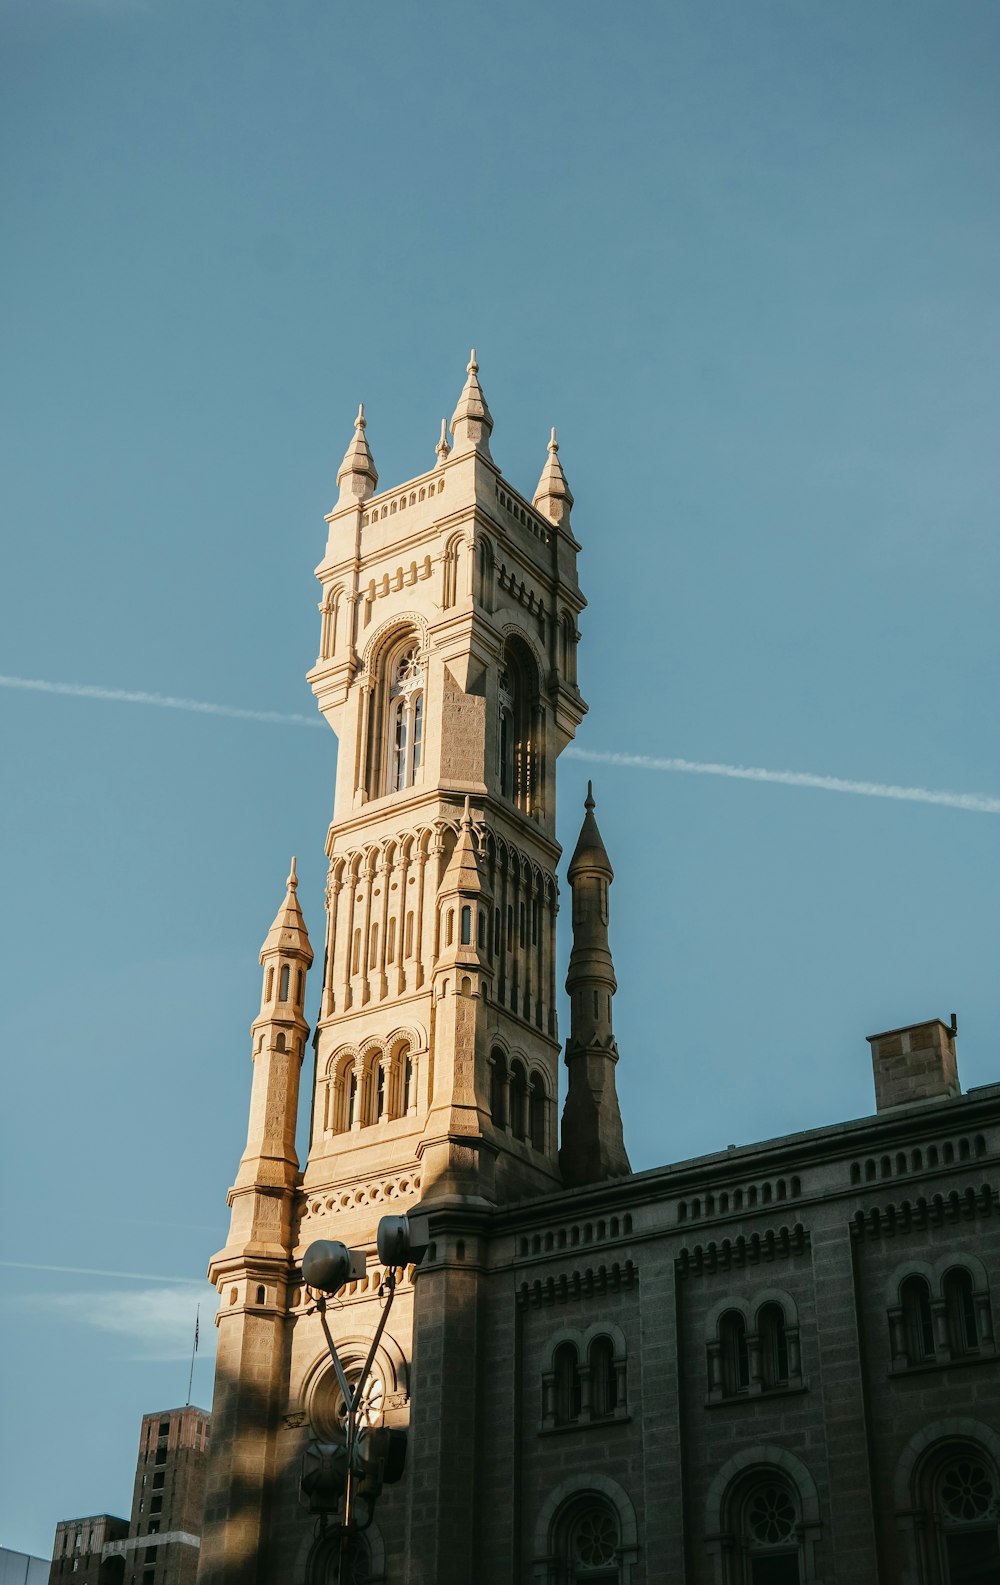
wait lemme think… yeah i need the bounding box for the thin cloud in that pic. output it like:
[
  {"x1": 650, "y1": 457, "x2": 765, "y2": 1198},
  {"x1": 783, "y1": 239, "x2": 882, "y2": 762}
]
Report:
[
  {"x1": 0, "y1": 674, "x2": 324, "y2": 729},
  {"x1": 41, "y1": 1283, "x2": 216, "y2": 1364},
  {"x1": 3, "y1": 672, "x2": 998, "y2": 816},
  {"x1": 0, "y1": 1259, "x2": 201, "y2": 1284},
  {"x1": 564, "y1": 747, "x2": 1000, "y2": 817}
]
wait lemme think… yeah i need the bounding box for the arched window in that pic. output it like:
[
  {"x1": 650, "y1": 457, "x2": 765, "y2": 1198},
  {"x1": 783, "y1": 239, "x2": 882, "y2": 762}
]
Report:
[
  {"x1": 739, "y1": 1476, "x2": 801, "y2": 1584},
  {"x1": 943, "y1": 1269, "x2": 979, "y2": 1359},
  {"x1": 758, "y1": 1304, "x2": 789, "y2": 1391},
  {"x1": 335, "y1": 1059, "x2": 358, "y2": 1132},
  {"x1": 368, "y1": 636, "x2": 425, "y2": 797},
  {"x1": 509, "y1": 1060, "x2": 528, "y2": 1140},
  {"x1": 589, "y1": 1336, "x2": 618, "y2": 1419},
  {"x1": 720, "y1": 1311, "x2": 750, "y2": 1397},
  {"x1": 910, "y1": 1440, "x2": 1000, "y2": 1585},
  {"x1": 552, "y1": 1495, "x2": 621, "y2": 1584},
  {"x1": 553, "y1": 1343, "x2": 581, "y2": 1427},
  {"x1": 901, "y1": 1275, "x2": 935, "y2": 1365},
  {"x1": 529, "y1": 1075, "x2": 546, "y2": 1152},
  {"x1": 497, "y1": 639, "x2": 540, "y2": 814},
  {"x1": 490, "y1": 1049, "x2": 507, "y2": 1127},
  {"x1": 279, "y1": 964, "x2": 290, "y2": 1002}
]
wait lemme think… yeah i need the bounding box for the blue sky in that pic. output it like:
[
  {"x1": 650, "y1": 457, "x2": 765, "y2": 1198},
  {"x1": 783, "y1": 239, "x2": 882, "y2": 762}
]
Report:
[{"x1": 2, "y1": 0, "x2": 998, "y2": 1558}]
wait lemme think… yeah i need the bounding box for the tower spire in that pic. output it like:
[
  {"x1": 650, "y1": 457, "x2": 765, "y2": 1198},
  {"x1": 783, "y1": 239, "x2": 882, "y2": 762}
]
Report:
[
  {"x1": 560, "y1": 784, "x2": 630, "y2": 1186},
  {"x1": 449, "y1": 348, "x2": 494, "y2": 459},
  {"x1": 532, "y1": 426, "x2": 573, "y2": 527},
  {"x1": 335, "y1": 402, "x2": 378, "y2": 504}
]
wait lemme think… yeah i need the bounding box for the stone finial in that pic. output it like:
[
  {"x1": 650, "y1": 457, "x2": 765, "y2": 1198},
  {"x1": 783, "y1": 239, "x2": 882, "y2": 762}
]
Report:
[
  {"x1": 335, "y1": 402, "x2": 379, "y2": 504},
  {"x1": 532, "y1": 426, "x2": 574, "y2": 527},
  {"x1": 260, "y1": 859, "x2": 314, "y2": 965},
  {"x1": 449, "y1": 348, "x2": 494, "y2": 459},
  {"x1": 435, "y1": 417, "x2": 452, "y2": 467},
  {"x1": 567, "y1": 780, "x2": 613, "y2": 882}
]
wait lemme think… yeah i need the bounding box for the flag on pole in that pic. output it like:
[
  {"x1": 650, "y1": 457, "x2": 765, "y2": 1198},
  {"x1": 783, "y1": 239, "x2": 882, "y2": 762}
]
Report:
[{"x1": 186, "y1": 1306, "x2": 200, "y2": 1406}]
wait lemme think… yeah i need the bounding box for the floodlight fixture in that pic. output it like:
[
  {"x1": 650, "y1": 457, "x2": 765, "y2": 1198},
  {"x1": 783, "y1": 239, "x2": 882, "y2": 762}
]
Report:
[
  {"x1": 376, "y1": 1212, "x2": 429, "y2": 1270},
  {"x1": 302, "y1": 1239, "x2": 366, "y2": 1295}
]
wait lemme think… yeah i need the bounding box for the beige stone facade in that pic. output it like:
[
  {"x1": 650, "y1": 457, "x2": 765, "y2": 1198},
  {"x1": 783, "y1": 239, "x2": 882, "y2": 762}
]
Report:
[{"x1": 197, "y1": 359, "x2": 1000, "y2": 1585}]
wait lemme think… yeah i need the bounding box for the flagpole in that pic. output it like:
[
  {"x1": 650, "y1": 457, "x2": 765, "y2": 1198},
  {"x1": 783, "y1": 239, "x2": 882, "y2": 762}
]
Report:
[{"x1": 186, "y1": 1306, "x2": 199, "y2": 1406}]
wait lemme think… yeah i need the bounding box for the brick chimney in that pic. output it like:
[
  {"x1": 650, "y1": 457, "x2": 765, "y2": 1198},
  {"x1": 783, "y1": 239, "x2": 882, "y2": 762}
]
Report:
[{"x1": 867, "y1": 1018, "x2": 959, "y2": 1112}]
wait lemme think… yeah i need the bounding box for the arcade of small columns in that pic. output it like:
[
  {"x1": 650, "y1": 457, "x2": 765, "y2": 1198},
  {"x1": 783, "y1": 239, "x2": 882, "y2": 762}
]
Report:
[{"x1": 317, "y1": 820, "x2": 559, "y2": 1036}]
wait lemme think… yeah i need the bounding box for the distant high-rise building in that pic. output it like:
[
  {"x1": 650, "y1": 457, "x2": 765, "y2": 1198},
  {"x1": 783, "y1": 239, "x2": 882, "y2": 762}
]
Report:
[{"x1": 48, "y1": 1409, "x2": 209, "y2": 1585}]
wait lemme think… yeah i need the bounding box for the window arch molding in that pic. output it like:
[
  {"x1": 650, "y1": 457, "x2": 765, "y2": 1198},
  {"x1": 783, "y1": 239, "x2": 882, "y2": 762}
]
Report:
[
  {"x1": 885, "y1": 1258, "x2": 994, "y2": 1369},
  {"x1": 893, "y1": 1420, "x2": 1000, "y2": 1585},
  {"x1": 532, "y1": 1475, "x2": 639, "y2": 1584},
  {"x1": 883, "y1": 1258, "x2": 937, "y2": 1307},
  {"x1": 893, "y1": 1417, "x2": 1000, "y2": 1510},
  {"x1": 929, "y1": 1251, "x2": 990, "y2": 1294},
  {"x1": 297, "y1": 1332, "x2": 409, "y2": 1439},
  {"x1": 705, "y1": 1447, "x2": 821, "y2": 1585},
  {"x1": 540, "y1": 1326, "x2": 629, "y2": 1430}
]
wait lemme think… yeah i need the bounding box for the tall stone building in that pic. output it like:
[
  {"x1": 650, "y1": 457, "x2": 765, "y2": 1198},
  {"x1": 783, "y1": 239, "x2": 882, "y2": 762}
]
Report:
[
  {"x1": 198, "y1": 357, "x2": 1000, "y2": 1585},
  {"x1": 50, "y1": 1407, "x2": 209, "y2": 1585}
]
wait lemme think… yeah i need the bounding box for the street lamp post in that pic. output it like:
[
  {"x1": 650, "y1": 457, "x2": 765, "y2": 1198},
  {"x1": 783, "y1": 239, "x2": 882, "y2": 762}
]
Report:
[{"x1": 300, "y1": 1214, "x2": 428, "y2": 1585}]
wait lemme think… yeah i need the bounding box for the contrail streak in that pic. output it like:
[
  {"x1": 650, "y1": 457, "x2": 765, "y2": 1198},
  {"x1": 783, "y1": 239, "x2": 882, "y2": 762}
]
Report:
[
  {"x1": 0, "y1": 673, "x2": 325, "y2": 728},
  {"x1": 3, "y1": 672, "x2": 997, "y2": 816},
  {"x1": 0, "y1": 1259, "x2": 198, "y2": 1284},
  {"x1": 564, "y1": 747, "x2": 1000, "y2": 816}
]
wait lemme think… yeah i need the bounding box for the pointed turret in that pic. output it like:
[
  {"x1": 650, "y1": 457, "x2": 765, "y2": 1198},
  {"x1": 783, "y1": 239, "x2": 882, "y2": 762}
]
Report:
[
  {"x1": 259, "y1": 856, "x2": 314, "y2": 967},
  {"x1": 533, "y1": 427, "x2": 574, "y2": 528},
  {"x1": 559, "y1": 784, "x2": 630, "y2": 1187},
  {"x1": 435, "y1": 417, "x2": 452, "y2": 467},
  {"x1": 449, "y1": 349, "x2": 494, "y2": 459},
  {"x1": 335, "y1": 403, "x2": 378, "y2": 504}
]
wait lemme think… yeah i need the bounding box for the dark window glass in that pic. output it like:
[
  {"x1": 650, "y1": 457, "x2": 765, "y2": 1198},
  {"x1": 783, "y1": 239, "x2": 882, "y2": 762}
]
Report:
[
  {"x1": 720, "y1": 1311, "x2": 750, "y2": 1395},
  {"x1": 553, "y1": 1343, "x2": 580, "y2": 1425},
  {"x1": 759, "y1": 1304, "x2": 790, "y2": 1389},
  {"x1": 901, "y1": 1275, "x2": 935, "y2": 1364},
  {"x1": 943, "y1": 1268, "x2": 979, "y2": 1357},
  {"x1": 589, "y1": 1336, "x2": 618, "y2": 1418}
]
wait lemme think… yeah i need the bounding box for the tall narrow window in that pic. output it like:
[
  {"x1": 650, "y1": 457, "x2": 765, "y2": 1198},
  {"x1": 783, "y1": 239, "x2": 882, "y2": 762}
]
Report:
[
  {"x1": 553, "y1": 1343, "x2": 581, "y2": 1425},
  {"x1": 509, "y1": 1061, "x2": 528, "y2": 1140},
  {"x1": 375, "y1": 1063, "x2": 385, "y2": 1121},
  {"x1": 490, "y1": 1050, "x2": 507, "y2": 1126},
  {"x1": 405, "y1": 911, "x2": 414, "y2": 958},
  {"x1": 295, "y1": 968, "x2": 303, "y2": 1005},
  {"x1": 529, "y1": 1075, "x2": 546, "y2": 1152},
  {"x1": 720, "y1": 1311, "x2": 750, "y2": 1396},
  {"x1": 279, "y1": 964, "x2": 290, "y2": 1002},
  {"x1": 461, "y1": 905, "x2": 472, "y2": 945},
  {"x1": 386, "y1": 917, "x2": 396, "y2": 963},
  {"x1": 943, "y1": 1268, "x2": 979, "y2": 1358},
  {"x1": 265, "y1": 966, "x2": 274, "y2": 1001},
  {"x1": 496, "y1": 639, "x2": 540, "y2": 814},
  {"x1": 589, "y1": 1336, "x2": 618, "y2": 1419},
  {"x1": 758, "y1": 1304, "x2": 789, "y2": 1390},
  {"x1": 401, "y1": 1052, "x2": 413, "y2": 1113},
  {"x1": 384, "y1": 644, "x2": 425, "y2": 794},
  {"x1": 901, "y1": 1275, "x2": 935, "y2": 1365}
]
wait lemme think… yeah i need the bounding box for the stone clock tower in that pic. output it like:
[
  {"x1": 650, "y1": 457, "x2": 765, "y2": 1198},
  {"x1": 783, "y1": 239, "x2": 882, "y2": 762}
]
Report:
[{"x1": 302, "y1": 351, "x2": 588, "y2": 1210}]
